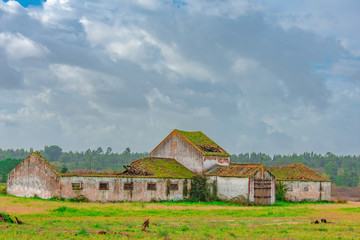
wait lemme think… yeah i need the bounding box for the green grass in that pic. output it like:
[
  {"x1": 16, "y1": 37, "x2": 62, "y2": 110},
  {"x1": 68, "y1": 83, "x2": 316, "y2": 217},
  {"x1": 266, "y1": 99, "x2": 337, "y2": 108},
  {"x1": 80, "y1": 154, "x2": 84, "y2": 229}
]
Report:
[{"x1": 0, "y1": 195, "x2": 359, "y2": 239}]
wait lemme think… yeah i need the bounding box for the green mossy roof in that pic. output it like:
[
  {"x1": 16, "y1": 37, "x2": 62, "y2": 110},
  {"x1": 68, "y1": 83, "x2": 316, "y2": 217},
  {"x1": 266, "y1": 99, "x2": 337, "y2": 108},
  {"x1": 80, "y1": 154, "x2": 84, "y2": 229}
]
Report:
[
  {"x1": 205, "y1": 163, "x2": 262, "y2": 177},
  {"x1": 129, "y1": 157, "x2": 196, "y2": 178},
  {"x1": 267, "y1": 163, "x2": 330, "y2": 182},
  {"x1": 176, "y1": 130, "x2": 230, "y2": 157}
]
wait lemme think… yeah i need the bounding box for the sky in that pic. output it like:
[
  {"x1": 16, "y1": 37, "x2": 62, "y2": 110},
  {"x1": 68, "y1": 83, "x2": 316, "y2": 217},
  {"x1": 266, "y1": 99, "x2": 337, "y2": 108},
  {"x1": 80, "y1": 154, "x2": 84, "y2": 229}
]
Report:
[{"x1": 0, "y1": 0, "x2": 359, "y2": 155}]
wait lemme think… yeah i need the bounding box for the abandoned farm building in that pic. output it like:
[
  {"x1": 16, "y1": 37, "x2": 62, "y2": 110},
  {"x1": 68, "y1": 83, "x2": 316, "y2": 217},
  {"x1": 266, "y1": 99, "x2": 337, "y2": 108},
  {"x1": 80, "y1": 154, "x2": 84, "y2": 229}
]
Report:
[
  {"x1": 7, "y1": 129, "x2": 331, "y2": 204},
  {"x1": 268, "y1": 163, "x2": 331, "y2": 202}
]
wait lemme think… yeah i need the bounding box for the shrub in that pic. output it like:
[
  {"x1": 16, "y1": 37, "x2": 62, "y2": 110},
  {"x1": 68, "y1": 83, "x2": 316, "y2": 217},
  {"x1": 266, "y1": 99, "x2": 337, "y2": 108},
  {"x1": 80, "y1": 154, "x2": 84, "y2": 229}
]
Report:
[
  {"x1": 189, "y1": 176, "x2": 218, "y2": 202},
  {"x1": 276, "y1": 181, "x2": 288, "y2": 201},
  {"x1": 0, "y1": 186, "x2": 7, "y2": 195},
  {"x1": 69, "y1": 195, "x2": 89, "y2": 202},
  {"x1": 51, "y1": 195, "x2": 65, "y2": 201}
]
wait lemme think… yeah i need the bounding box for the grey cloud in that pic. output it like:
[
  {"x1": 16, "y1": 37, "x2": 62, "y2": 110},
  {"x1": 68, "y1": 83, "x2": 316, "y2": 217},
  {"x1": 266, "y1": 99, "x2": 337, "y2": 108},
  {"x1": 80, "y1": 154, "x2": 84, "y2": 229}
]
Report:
[{"x1": 0, "y1": 1, "x2": 358, "y2": 155}]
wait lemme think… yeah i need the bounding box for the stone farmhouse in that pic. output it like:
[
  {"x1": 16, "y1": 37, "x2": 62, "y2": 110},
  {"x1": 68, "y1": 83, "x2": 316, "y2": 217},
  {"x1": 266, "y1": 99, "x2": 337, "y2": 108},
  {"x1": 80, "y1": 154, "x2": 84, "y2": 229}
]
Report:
[{"x1": 7, "y1": 129, "x2": 330, "y2": 204}]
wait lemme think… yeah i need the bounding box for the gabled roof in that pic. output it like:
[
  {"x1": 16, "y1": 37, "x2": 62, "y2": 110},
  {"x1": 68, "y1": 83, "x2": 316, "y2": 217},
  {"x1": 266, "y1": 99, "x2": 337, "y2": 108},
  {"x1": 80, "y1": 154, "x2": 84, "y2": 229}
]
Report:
[
  {"x1": 128, "y1": 157, "x2": 196, "y2": 178},
  {"x1": 267, "y1": 163, "x2": 330, "y2": 182},
  {"x1": 152, "y1": 129, "x2": 230, "y2": 157},
  {"x1": 8, "y1": 152, "x2": 61, "y2": 177},
  {"x1": 205, "y1": 163, "x2": 262, "y2": 177}
]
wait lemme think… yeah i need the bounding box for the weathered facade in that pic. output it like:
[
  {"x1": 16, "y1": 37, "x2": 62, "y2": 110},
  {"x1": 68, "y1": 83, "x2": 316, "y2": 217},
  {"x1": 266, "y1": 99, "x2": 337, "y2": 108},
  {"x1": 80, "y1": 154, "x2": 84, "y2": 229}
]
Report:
[
  {"x1": 150, "y1": 129, "x2": 230, "y2": 174},
  {"x1": 7, "y1": 154, "x2": 193, "y2": 201},
  {"x1": 268, "y1": 163, "x2": 331, "y2": 201},
  {"x1": 7, "y1": 129, "x2": 330, "y2": 204},
  {"x1": 206, "y1": 164, "x2": 276, "y2": 205},
  {"x1": 7, "y1": 153, "x2": 61, "y2": 199}
]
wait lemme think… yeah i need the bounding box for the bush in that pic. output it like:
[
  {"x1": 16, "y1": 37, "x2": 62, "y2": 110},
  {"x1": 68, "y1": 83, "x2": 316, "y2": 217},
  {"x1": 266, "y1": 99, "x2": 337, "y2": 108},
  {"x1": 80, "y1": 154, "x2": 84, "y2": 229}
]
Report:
[
  {"x1": 69, "y1": 195, "x2": 89, "y2": 202},
  {"x1": 275, "y1": 181, "x2": 288, "y2": 201},
  {"x1": 0, "y1": 186, "x2": 7, "y2": 195},
  {"x1": 188, "y1": 176, "x2": 218, "y2": 202}
]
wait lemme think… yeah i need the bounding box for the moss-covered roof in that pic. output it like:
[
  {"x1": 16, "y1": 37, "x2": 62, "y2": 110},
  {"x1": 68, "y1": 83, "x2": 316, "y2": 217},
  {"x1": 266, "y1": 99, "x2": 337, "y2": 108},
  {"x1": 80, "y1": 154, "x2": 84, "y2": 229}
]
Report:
[
  {"x1": 175, "y1": 130, "x2": 230, "y2": 157},
  {"x1": 267, "y1": 163, "x2": 330, "y2": 182},
  {"x1": 205, "y1": 163, "x2": 261, "y2": 177},
  {"x1": 128, "y1": 157, "x2": 196, "y2": 178}
]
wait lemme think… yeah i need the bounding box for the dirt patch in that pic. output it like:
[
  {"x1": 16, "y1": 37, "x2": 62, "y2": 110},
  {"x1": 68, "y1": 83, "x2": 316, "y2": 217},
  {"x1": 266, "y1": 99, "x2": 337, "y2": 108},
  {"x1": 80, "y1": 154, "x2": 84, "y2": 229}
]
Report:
[{"x1": 0, "y1": 206, "x2": 48, "y2": 214}]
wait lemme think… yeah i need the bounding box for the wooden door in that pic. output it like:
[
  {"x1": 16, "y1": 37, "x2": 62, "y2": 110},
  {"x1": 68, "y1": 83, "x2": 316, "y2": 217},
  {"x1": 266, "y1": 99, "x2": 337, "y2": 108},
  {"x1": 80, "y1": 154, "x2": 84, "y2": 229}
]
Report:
[{"x1": 254, "y1": 179, "x2": 272, "y2": 205}]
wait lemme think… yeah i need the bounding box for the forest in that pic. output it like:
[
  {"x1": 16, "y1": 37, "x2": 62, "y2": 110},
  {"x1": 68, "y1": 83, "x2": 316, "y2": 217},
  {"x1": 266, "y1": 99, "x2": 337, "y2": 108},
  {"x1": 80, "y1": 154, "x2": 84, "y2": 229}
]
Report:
[{"x1": 0, "y1": 146, "x2": 359, "y2": 187}]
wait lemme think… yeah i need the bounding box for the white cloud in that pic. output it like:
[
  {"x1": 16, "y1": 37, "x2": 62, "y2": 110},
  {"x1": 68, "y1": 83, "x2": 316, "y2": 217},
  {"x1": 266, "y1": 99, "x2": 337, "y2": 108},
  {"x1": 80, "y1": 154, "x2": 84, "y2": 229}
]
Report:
[
  {"x1": 185, "y1": 0, "x2": 262, "y2": 19},
  {"x1": 0, "y1": 32, "x2": 49, "y2": 60},
  {"x1": 0, "y1": 0, "x2": 22, "y2": 14}
]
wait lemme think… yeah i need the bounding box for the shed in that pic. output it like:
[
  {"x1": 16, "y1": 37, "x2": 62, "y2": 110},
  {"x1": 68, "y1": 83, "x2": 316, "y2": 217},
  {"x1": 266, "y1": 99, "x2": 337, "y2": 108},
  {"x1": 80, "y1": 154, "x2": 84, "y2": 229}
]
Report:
[
  {"x1": 206, "y1": 163, "x2": 276, "y2": 205},
  {"x1": 268, "y1": 163, "x2": 331, "y2": 201}
]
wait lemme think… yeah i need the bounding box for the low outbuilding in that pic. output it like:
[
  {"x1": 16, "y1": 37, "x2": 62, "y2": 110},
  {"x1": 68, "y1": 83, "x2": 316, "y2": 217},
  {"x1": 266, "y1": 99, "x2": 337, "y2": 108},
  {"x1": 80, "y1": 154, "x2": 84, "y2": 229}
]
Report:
[
  {"x1": 7, "y1": 153, "x2": 194, "y2": 202},
  {"x1": 268, "y1": 163, "x2": 331, "y2": 201},
  {"x1": 206, "y1": 163, "x2": 276, "y2": 205}
]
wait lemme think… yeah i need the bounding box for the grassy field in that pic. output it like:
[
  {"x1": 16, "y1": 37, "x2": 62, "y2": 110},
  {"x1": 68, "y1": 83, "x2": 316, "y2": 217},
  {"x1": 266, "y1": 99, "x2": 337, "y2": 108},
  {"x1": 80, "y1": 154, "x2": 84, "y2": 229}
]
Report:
[{"x1": 0, "y1": 194, "x2": 359, "y2": 239}]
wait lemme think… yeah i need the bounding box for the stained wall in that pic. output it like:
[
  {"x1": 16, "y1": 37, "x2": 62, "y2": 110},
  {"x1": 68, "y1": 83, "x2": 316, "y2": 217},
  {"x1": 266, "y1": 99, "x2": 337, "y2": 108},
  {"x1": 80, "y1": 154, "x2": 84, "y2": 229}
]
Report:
[
  {"x1": 284, "y1": 181, "x2": 331, "y2": 201},
  {"x1": 7, "y1": 154, "x2": 60, "y2": 199},
  {"x1": 60, "y1": 177, "x2": 190, "y2": 202},
  {"x1": 150, "y1": 132, "x2": 204, "y2": 174}
]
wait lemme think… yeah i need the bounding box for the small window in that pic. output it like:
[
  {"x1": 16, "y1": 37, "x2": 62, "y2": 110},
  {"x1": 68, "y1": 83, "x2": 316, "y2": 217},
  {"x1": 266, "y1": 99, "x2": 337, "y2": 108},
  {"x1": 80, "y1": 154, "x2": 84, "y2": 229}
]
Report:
[
  {"x1": 72, "y1": 183, "x2": 83, "y2": 190},
  {"x1": 99, "y1": 182, "x2": 109, "y2": 190},
  {"x1": 303, "y1": 186, "x2": 309, "y2": 192},
  {"x1": 170, "y1": 183, "x2": 178, "y2": 191},
  {"x1": 124, "y1": 182, "x2": 133, "y2": 190},
  {"x1": 287, "y1": 185, "x2": 293, "y2": 192},
  {"x1": 319, "y1": 186, "x2": 324, "y2": 192},
  {"x1": 147, "y1": 183, "x2": 156, "y2": 191}
]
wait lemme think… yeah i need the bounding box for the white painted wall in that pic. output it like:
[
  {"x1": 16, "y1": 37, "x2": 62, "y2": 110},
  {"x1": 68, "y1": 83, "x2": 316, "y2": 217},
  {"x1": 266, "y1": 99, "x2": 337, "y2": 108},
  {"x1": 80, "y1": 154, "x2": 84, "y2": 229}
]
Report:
[{"x1": 216, "y1": 177, "x2": 249, "y2": 200}]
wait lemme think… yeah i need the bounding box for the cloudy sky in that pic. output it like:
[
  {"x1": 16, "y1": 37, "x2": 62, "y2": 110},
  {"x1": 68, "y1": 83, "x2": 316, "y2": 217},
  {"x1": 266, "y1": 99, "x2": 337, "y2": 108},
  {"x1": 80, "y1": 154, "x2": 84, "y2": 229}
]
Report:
[{"x1": 0, "y1": 0, "x2": 359, "y2": 155}]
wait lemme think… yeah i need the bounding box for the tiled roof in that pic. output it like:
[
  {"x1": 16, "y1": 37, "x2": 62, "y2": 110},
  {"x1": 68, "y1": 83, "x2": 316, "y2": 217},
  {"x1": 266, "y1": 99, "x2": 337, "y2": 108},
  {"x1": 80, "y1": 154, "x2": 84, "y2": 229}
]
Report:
[
  {"x1": 175, "y1": 130, "x2": 230, "y2": 157},
  {"x1": 205, "y1": 163, "x2": 261, "y2": 177},
  {"x1": 267, "y1": 163, "x2": 330, "y2": 182}
]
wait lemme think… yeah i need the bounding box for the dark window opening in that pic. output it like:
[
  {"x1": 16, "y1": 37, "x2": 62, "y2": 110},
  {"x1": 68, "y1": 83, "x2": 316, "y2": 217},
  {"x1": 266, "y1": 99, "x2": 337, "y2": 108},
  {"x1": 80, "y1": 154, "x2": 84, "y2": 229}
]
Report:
[
  {"x1": 320, "y1": 186, "x2": 324, "y2": 192},
  {"x1": 72, "y1": 183, "x2": 83, "y2": 190},
  {"x1": 303, "y1": 186, "x2": 309, "y2": 192},
  {"x1": 124, "y1": 182, "x2": 133, "y2": 190},
  {"x1": 147, "y1": 183, "x2": 156, "y2": 191},
  {"x1": 99, "y1": 182, "x2": 109, "y2": 190},
  {"x1": 170, "y1": 183, "x2": 178, "y2": 191},
  {"x1": 199, "y1": 145, "x2": 222, "y2": 153}
]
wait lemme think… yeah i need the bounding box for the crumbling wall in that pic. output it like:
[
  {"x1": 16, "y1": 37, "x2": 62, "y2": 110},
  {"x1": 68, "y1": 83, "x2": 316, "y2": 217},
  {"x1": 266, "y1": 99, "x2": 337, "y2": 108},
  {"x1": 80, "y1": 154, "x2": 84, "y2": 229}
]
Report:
[
  {"x1": 284, "y1": 181, "x2": 331, "y2": 201},
  {"x1": 7, "y1": 154, "x2": 60, "y2": 199},
  {"x1": 151, "y1": 132, "x2": 204, "y2": 174},
  {"x1": 60, "y1": 177, "x2": 190, "y2": 202}
]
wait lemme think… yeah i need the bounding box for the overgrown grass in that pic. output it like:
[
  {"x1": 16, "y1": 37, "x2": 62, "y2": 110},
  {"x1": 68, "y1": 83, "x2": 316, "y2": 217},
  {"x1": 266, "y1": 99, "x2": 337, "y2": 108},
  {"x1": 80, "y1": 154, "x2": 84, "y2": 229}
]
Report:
[{"x1": 0, "y1": 195, "x2": 359, "y2": 239}]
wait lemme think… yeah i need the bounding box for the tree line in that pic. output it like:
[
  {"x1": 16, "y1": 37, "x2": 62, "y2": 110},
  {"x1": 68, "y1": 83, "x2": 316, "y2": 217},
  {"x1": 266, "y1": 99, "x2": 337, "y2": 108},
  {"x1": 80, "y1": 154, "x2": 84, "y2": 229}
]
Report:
[
  {"x1": 230, "y1": 152, "x2": 360, "y2": 187},
  {"x1": 0, "y1": 147, "x2": 359, "y2": 187}
]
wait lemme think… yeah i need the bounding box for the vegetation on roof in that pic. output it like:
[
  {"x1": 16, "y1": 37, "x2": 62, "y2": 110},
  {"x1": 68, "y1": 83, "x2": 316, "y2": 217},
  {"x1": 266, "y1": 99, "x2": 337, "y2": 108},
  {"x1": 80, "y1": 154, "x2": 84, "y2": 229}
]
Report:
[
  {"x1": 206, "y1": 164, "x2": 261, "y2": 177},
  {"x1": 128, "y1": 157, "x2": 196, "y2": 178},
  {"x1": 267, "y1": 163, "x2": 330, "y2": 182},
  {"x1": 176, "y1": 130, "x2": 230, "y2": 157}
]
